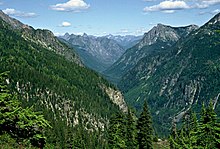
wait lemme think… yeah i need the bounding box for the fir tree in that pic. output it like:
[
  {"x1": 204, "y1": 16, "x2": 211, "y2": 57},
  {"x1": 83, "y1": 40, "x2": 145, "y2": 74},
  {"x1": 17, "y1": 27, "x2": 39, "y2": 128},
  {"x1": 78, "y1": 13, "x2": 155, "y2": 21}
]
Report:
[
  {"x1": 169, "y1": 102, "x2": 220, "y2": 149},
  {"x1": 126, "y1": 108, "x2": 138, "y2": 149},
  {"x1": 108, "y1": 112, "x2": 127, "y2": 149},
  {"x1": 137, "y1": 101, "x2": 153, "y2": 149},
  {"x1": 0, "y1": 72, "x2": 51, "y2": 148},
  {"x1": 193, "y1": 102, "x2": 220, "y2": 148}
]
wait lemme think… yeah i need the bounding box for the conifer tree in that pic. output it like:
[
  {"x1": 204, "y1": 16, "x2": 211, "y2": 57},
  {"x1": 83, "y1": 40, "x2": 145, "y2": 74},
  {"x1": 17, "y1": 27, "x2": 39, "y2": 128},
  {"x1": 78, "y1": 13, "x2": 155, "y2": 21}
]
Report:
[
  {"x1": 169, "y1": 120, "x2": 177, "y2": 149},
  {"x1": 0, "y1": 72, "x2": 51, "y2": 148},
  {"x1": 137, "y1": 101, "x2": 153, "y2": 149},
  {"x1": 169, "y1": 102, "x2": 220, "y2": 149},
  {"x1": 126, "y1": 108, "x2": 138, "y2": 149},
  {"x1": 193, "y1": 102, "x2": 220, "y2": 148},
  {"x1": 108, "y1": 112, "x2": 127, "y2": 149}
]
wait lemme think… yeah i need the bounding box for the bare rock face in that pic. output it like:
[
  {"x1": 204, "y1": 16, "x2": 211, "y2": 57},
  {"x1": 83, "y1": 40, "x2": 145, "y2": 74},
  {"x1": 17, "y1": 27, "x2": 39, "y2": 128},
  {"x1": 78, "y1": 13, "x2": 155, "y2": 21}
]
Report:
[
  {"x1": 0, "y1": 10, "x2": 31, "y2": 30},
  {"x1": 102, "y1": 85, "x2": 128, "y2": 113},
  {"x1": 138, "y1": 24, "x2": 198, "y2": 49}
]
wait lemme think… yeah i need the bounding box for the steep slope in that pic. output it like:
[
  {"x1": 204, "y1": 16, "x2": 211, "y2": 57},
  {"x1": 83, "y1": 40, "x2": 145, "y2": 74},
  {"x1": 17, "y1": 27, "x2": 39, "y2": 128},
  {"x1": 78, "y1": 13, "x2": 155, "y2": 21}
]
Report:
[
  {"x1": 119, "y1": 13, "x2": 220, "y2": 135},
  {"x1": 104, "y1": 24, "x2": 198, "y2": 83},
  {"x1": 0, "y1": 11, "x2": 81, "y2": 65},
  {"x1": 59, "y1": 33, "x2": 126, "y2": 72},
  {"x1": 0, "y1": 11, "x2": 127, "y2": 147},
  {"x1": 105, "y1": 34, "x2": 143, "y2": 49}
]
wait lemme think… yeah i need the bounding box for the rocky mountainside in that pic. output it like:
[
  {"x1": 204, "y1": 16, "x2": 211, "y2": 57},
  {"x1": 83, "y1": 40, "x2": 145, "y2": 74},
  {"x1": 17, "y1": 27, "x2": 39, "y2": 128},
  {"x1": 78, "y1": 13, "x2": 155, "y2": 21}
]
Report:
[
  {"x1": 104, "y1": 24, "x2": 198, "y2": 83},
  {"x1": 0, "y1": 11, "x2": 82, "y2": 65},
  {"x1": 59, "y1": 33, "x2": 126, "y2": 72},
  {"x1": 105, "y1": 34, "x2": 143, "y2": 49},
  {"x1": 0, "y1": 11, "x2": 127, "y2": 147},
  {"x1": 119, "y1": 13, "x2": 220, "y2": 135}
]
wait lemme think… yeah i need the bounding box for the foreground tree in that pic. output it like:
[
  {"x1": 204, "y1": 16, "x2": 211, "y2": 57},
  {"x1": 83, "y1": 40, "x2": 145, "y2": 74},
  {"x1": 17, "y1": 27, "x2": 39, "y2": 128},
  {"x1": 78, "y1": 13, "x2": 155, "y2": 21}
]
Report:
[
  {"x1": 192, "y1": 102, "x2": 220, "y2": 148},
  {"x1": 169, "y1": 102, "x2": 220, "y2": 149},
  {"x1": 126, "y1": 108, "x2": 138, "y2": 149},
  {"x1": 0, "y1": 72, "x2": 51, "y2": 148},
  {"x1": 108, "y1": 112, "x2": 127, "y2": 149},
  {"x1": 137, "y1": 101, "x2": 153, "y2": 149}
]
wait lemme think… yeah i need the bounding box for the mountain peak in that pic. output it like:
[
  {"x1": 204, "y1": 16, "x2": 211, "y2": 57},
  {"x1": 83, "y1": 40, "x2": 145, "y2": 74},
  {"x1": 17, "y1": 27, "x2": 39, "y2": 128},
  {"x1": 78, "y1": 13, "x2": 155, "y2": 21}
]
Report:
[
  {"x1": 156, "y1": 23, "x2": 167, "y2": 28},
  {"x1": 207, "y1": 12, "x2": 220, "y2": 25},
  {"x1": 0, "y1": 10, "x2": 31, "y2": 30},
  {"x1": 140, "y1": 24, "x2": 180, "y2": 48},
  {"x1": 139, "y1": 23, "x2": 199, "y2": 49},
  {"x1": 64, "y1": 32, "x2": 70, "y2": 36},
  {"x1": 83, "y1": 33, "x2": 88, "y2": 37},
  {"x1": 62, "y1": 33, "x2": 70, "y2": 40}
]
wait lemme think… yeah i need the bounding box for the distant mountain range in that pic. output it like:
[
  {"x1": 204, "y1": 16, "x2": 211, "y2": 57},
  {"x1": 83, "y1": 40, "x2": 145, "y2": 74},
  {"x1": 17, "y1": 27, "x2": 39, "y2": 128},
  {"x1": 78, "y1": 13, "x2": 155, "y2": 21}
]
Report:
[
  {"x1": 59, "y1": 33, "x2": 127, "y2": 73},
  {"x1": 111, "y1": 13, "x2": 220, "y2": 135},
  {"x1": 59, "y1": 33, "x2": 142, "y2": 73},
  {"x1": 104, "y1": 34, "x2": 143, "y2": 49}
]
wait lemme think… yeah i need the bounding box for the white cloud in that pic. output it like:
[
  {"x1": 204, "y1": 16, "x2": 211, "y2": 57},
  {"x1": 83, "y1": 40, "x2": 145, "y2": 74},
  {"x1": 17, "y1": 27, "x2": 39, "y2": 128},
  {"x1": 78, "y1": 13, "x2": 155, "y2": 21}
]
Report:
[
  {"x1": 60, "y1": 21, "x2": 71, "y2": 27},
  {"x1": 143, "y1": 0, "x2": 190, "y2": 13},
  {"x1": 142, "y1": 0, "x2": 220, "y2": 14},
  {"x1": 3, "y1": 8, "x2": 37, "y2": 18},
  {"x1": 51, "y1": 0, "x2": 90, "y2": 12},
  {"x1": 201, "y1": 0, "x2": 220, "y2": 5},
  {"x1": 195, "y1": 0, "x2": 220, "y2": 8}
]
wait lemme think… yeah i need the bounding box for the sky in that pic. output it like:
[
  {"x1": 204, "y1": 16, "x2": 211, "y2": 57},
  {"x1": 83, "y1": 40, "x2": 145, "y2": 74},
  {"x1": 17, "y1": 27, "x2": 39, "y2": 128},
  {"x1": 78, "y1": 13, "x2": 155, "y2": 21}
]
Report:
[{"x1": 0, "y1": 0, "x2": 219, "y2": 36}]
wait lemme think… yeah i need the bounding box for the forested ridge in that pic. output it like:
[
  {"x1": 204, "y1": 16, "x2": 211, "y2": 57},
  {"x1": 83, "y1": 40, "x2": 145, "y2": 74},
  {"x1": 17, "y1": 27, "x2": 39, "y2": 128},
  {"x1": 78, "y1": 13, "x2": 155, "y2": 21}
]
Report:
[
  {"x1": 0, "y1": 13, "x2": 122, "y2": 148},
  {"x1": 115, "y1": 12, "x2": 220, "y2": 136}
]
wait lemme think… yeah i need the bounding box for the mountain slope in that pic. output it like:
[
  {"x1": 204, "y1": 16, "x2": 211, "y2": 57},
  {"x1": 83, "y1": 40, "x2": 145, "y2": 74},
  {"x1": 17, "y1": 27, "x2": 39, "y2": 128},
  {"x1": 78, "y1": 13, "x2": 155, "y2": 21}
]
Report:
[
  {"x1": 119, "y1": 13, "x2": 220, "y2": 135},
  {"x1": 0, "y1": 11, "x2": 127, "y2": 147},
  {"x1": 0, "y1": 11, "x2": 82, "y2": 66},
  {"x1": 59, "y1": 33, "x2": 126, "y2": 72},
  {"x1": 104, "y1": 24, "x2": 198, "y2": 83}
]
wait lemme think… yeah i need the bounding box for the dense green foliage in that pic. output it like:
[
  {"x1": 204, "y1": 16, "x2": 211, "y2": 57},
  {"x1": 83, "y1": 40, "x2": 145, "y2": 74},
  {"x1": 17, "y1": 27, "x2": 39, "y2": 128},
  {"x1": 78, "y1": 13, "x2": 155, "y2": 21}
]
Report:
[
  {"x1": 0, "y1": 14, "x2": 121, "y2": 148},
  {"x1": 108, "y1": 102, "x2": 153, "y2": 149},
  {"x1": 108, "y1": 112, "x2": 127, "y2": 148},
  {"x1": 170, "y1": 102, "x2": 220, "y2": 148},
  {"x1": 118, "y1": 13, "x2": 220, "y2": 136},
  {"x1": 137, "y1": 101, "x2": 153, "y2": 149},
  {"x1": 0, "y1": 72, "x2": 50, "y2": 148},
  {"x1": 126, "y1": 108, "x2": 138, "y2": 149}
]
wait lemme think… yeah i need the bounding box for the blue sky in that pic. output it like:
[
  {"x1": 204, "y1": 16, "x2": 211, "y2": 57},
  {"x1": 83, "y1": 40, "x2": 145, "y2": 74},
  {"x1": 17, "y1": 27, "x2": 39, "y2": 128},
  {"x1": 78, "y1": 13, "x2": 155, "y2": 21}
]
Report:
[{"x1": 0, "y1": 0, "x2": 219, "y2": 36}]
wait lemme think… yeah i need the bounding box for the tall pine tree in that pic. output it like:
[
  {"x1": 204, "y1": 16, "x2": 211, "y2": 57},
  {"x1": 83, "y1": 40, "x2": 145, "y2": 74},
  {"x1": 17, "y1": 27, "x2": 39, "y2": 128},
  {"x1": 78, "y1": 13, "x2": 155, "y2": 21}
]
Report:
[
  {"x1": 137, "y1": 101, "x2": 153, "y2": 149},
  {"x1": 108, "y1": 112, "x2": 127, "y2": 149},
  {"x1": 192, "y1": 102, "x2": 220, "y2": 148},
  {"x1": 126, "y1": 108, "x2": 138, "y2": 149},
  {"x1": 169, "y1": 101, "x2": 220, "y2": 149}
]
